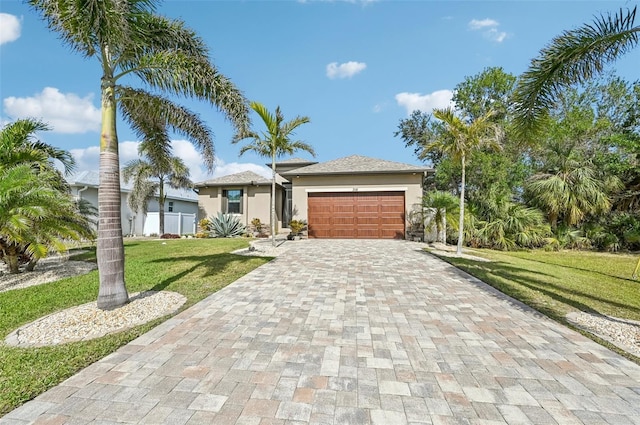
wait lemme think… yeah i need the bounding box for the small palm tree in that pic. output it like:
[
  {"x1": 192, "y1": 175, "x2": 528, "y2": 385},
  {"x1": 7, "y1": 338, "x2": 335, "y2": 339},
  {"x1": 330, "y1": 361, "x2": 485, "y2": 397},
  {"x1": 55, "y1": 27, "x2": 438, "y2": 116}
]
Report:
[
  {"x1": 1, "y1": 120, "x2": 95, "y2": 273},
  {"x1": 422, "y1": 191, "x2": 459, "y2": 243},
  {"x1": 525, "y1": 145, "x2": 621, "y2": 230},
  {"x1": 513, "y1": 6, "x2": 639, "y2": 136},
  {"x1": 234, "y1": 102, "x2": 315, "y2": 246},
  {"x1": 28, "y1": 0, "x2": 249, "y2": 309},
  {"x1": 123, "y1": 152, "x2": 192, "y2": 236},
  {"x1": 430, "y1": 107, "x2": 504, "y2": 255},
  {"x1": 0, "y1": 118, "x2": 74, "y2": 176}
]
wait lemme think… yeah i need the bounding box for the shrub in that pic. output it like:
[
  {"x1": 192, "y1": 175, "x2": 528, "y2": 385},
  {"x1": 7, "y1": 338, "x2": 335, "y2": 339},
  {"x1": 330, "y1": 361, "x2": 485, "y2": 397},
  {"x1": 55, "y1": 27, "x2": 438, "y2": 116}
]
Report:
[
  {"x1": 198, "y1": 218, "x2": 212, "y2": 232},
  {"x1": 160, "y1": 233, "x2": 180, "y2": 239},
  {"x1": 209, "y1": 212, "x2": 246, "y2": 238},
  {"x1": 251, "y1": 218, "x2": 263, "y2": 234},
  {"x1": 289, "y1": 219, "x2": 306, "y2": 235},
  {"x1": 195, "y1": 232, "x2": 209, "y2": 239}
]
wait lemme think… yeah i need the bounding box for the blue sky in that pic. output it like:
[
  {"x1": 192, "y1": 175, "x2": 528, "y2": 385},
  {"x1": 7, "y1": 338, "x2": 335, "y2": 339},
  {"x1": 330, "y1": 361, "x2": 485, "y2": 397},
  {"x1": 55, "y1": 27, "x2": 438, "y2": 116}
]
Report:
[{"x1": 1, "y1": 0, "x2": 637, "y2": 182}]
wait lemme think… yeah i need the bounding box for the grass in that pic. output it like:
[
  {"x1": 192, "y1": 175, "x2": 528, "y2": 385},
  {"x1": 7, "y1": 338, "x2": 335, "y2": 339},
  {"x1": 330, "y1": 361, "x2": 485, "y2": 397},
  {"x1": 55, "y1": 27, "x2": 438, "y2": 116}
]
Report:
[
  {"x1": 0, "y1": 238, "x2": 270, "y2": 416},
  {"x1": 436, "y1": 248, "x2": 640, "y2": 360}
]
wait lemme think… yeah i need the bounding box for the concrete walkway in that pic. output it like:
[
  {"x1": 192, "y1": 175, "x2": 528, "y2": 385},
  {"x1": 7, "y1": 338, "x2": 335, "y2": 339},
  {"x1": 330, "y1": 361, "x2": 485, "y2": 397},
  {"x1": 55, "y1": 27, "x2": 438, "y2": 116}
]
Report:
[{"x1": 3, "y1": 240, "x2": 640, "y2": 425}]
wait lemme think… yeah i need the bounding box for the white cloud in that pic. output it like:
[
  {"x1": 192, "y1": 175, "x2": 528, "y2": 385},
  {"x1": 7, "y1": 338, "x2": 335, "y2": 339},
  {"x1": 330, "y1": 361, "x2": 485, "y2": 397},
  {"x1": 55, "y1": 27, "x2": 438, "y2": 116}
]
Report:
[
  {"x1": 326, "y1": 61, "x2": 367, "y2": 79},
  {"x1": 209, "y1": 159, "x2": 271, "y2": 180},
  {"x1": 468, "y1": 18, "x2": 508, "y2": 43},
  {"x1": 3, "y1": 87, "x2": 101, "y2": 133},
  {"x1": 468, "y1": 18, "x2": 498, "y2": 30},
  {"x1": 0, "y1": 13, "x2": 21, "y2": 45},
  {"x1": 70, "y1": 140, "x2": 271, "y2": 184},
  {"x1": 395, "y1": 90, "x2": 454, "y2": 115},
  {"x1": 486, "y1": 28, "x2": 507, "y2": 43}
]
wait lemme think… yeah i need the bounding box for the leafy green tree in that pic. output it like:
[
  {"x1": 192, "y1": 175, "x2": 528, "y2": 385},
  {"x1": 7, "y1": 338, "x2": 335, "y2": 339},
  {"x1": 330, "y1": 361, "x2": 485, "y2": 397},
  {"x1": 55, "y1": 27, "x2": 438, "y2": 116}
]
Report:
[
  {"x1": 513, "y1": 6, "x2": 639, "y2": 136},
  {"x1": 453, "y1": 67, "x2": 517, "y2": 121},
  {"x1": 428, "y1": 108, "x2": 504, "y2": 255},
  {"x1": 29, "y1": 0, "x2": 249, "y2": 309},
  {"x1": 123, "y1": 153, "x2": 191, "y2": 236},
  {"x1": 235, "y1": 102, "x2": 314, "y2": 246}
]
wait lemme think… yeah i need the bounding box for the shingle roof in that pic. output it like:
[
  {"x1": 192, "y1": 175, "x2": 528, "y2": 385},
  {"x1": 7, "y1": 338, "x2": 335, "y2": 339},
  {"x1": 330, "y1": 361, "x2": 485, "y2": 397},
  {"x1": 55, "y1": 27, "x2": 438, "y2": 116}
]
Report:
[
  {"x1": 279, "y1": 155, "x2": 431, "y2": 176},
  {"x1": 270, "y1": 158, "x2": 318, "y2": 167},
  {"x1": 66, "y1": 170, "x2": 198, "y2": 201},
  {"x1": 194, "y1": 171, "x2": 272, "y2": 187}
]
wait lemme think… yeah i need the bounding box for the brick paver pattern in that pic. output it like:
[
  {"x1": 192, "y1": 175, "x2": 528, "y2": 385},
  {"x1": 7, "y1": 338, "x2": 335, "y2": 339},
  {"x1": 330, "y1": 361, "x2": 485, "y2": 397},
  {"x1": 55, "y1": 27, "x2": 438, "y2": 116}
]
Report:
[{"x1": 3, "y1": 240, "x2": 640, "y2": 424}]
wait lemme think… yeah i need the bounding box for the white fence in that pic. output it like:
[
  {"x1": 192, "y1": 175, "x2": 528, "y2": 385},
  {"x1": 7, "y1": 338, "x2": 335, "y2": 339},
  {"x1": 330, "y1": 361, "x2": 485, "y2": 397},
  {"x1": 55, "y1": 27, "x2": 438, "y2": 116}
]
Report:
[{"x1": 142, "y1": 212, "x2": 196, "y2": 236}]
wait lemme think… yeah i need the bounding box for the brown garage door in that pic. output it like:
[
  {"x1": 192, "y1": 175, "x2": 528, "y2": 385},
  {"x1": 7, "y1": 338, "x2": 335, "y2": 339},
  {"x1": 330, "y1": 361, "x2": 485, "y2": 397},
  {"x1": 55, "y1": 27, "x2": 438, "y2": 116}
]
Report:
[{"x1": 308, "y1": 191, "x2": 405, "y2": 239}]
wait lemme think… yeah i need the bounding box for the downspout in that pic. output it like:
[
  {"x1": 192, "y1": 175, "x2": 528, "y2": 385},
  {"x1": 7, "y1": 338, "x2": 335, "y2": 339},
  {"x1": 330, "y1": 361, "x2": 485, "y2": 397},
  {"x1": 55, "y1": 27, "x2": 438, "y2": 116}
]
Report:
[{"x1": 76, "y1": 185, "x2": 89, "y2": 200}]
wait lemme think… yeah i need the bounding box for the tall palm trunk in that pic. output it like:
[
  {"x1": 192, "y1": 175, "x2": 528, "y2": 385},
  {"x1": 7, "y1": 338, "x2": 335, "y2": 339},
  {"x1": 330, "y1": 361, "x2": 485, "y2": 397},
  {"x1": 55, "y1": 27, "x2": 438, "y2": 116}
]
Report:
[
  {"x1": 271, "y1": 151, "x2": 276, "y2": 247},
  {"x1": 96, "y1": 67, "x2": 129, "y2": 310},
  {"x1": 457, "y1": 154, "x2": 466, "y2": 255},
  {"x1": 159, "y1": 177, "x2": 165, "y2": 236}
]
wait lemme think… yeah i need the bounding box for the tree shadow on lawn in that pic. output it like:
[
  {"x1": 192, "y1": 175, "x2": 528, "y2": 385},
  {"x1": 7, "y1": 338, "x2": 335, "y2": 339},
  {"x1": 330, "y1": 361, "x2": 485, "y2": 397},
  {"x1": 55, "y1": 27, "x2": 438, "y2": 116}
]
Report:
[
  {"x1": 147, "y1": 253, "x2": 272, "y2": 293},
  {"x1": 504, "y1": 254, "x2": 639, "y2": 283},
  {"x1": 443, "y1": 257, "x2": 640, "y2": 320}
]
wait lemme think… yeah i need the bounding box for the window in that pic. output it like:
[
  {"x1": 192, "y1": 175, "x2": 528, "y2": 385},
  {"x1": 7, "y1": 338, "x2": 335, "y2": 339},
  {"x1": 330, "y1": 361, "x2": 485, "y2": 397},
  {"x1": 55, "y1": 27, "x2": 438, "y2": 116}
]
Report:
[
  {"x1": 168, "y1": 201, "x2": 174, "y2": 212},
  {"x1": 223, "y1": 189, "x2": 243, "y2": 214}
]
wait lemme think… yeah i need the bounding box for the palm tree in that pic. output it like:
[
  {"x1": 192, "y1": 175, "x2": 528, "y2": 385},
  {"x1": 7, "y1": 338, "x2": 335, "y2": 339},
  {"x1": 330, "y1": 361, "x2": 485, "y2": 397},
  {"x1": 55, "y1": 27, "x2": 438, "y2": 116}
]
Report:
[
  {"x1": 430, "y1": 107, "x2": 504, "y2": 255},
  {"x1": 525, "y1": 144, "x2": 621, "y2": 230},
  {"x1": 234, "y1": 102, "x2": 314, "y2": 246},
  {"x1": 422, "y1": 191, "x2": 459, "y2": 243},
  {"x1": 123, "y1": 152, "x2": 192, "y2": 236},
  {"x1": 513, "y1": 6, "x2": 639, "y2": 136},
  {"x1": 0, "y1": 118, "x2": 74, "y2": 176},
  {"x1": 28, "y1": 0, "x2": 249, "y2": 309}
]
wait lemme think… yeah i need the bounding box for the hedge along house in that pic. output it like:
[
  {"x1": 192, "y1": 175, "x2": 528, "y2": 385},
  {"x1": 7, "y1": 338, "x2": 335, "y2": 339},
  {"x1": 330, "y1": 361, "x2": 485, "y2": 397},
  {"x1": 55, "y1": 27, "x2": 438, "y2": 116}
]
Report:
[{"x1": 195, "y1": 155, "x2": 431, "y2": 239}]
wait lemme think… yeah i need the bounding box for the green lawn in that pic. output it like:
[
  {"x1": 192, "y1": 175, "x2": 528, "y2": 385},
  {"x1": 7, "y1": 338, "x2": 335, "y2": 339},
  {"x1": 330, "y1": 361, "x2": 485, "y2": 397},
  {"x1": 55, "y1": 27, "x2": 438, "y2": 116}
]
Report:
[
  {"x1": 437, "y1": 248, "x2": 640, "y2": 359},
  {"x1": 0, "y1": 238, "x2": 270, "y2": 416}
]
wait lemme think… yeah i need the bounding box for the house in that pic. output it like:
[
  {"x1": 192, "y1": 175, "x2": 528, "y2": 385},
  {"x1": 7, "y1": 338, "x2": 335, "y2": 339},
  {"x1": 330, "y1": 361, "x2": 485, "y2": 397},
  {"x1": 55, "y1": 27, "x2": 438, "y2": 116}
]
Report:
[
  {"x1": 67, "y1": 170, "x2": 199, "y2": 236},
  {"x1": 195, "y1": 155, "x2": 432, "y2": 239}
]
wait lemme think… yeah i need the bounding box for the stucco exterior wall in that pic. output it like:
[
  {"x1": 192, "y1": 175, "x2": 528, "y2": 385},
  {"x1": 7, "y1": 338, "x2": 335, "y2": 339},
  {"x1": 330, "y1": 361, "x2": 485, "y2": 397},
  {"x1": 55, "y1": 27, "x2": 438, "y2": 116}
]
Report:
[
  {"x1": 198, "y1": 185, "x2": 284, "y2": 231},
  {"x1": 290, "y1": 173, "x2": 424, "y2": 224}
]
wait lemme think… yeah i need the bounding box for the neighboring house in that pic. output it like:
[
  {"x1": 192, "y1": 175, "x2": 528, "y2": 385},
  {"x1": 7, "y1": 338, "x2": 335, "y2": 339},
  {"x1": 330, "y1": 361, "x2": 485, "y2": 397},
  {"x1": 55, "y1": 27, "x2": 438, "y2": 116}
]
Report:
[
  {"x1": 67, "y1": 170, "x2": 198, "y2": 236},
  {"x1": 195, "y1": 155, "x2": 432, "y2": 239}
]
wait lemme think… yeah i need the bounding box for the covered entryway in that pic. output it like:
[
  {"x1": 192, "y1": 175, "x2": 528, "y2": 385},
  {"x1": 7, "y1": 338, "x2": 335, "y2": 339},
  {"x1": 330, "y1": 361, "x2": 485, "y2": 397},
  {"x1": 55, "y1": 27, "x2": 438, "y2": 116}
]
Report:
[{"x1": 307, "y1": 191, "x2": 405, "y2": 239}]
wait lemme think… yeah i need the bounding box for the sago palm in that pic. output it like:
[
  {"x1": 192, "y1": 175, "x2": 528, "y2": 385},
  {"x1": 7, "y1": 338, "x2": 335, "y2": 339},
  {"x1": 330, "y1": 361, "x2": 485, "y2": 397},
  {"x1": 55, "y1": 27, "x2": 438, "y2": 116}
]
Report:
[
  {"x1": 234, "y1": 102, "x2": 315, "y2": 246},
  {"x1": 513, "y1": 6, "x2": 639, "y2": 136},
  {"x1": 0, "y1": 165, "x2": 94, "y2": 273},
  {"x1": 431, "y1": 107, "x2": 504, "y2": 255},
  {"x1": 28, "y1": 0, "x2": 249, "y2": 309}
]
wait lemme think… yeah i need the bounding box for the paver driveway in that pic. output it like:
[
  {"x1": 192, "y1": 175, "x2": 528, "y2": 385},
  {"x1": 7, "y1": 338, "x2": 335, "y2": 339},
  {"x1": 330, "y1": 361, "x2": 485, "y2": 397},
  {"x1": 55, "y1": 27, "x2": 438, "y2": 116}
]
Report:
[{"x1": 3, "y1": 240, "x2": 640, "y2": 425}]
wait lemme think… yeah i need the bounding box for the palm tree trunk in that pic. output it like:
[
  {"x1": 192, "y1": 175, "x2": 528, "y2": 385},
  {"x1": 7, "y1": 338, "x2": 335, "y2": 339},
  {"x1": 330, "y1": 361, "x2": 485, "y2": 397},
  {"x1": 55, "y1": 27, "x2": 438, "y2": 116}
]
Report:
[
  {"x1": 96, "y1": 73, "x2": 129, "y2": 310},
  {"x1": 5, "y1": 243, "x2": 20, "y2": 274},
  {"x1": 457, "y1": 155, "x2": 466, "y2": 256},
  {"x1": 159, "y1": 178, "x2": 165, "y2": 236},
  {"x1": 271, "y1": 151, "x2": 276, "y2": 247}
]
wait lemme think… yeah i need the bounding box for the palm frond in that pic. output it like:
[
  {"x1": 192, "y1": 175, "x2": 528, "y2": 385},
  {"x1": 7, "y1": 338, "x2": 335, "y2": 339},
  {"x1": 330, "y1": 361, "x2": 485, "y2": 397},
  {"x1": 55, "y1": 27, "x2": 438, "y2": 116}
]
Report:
[{"x1": 513, "y1": 7, "x2": 639, "y2": 137}]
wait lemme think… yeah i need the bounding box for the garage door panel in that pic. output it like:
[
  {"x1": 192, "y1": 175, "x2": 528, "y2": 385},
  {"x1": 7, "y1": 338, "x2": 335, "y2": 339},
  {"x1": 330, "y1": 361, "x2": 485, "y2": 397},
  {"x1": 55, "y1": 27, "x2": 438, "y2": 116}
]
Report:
[{"x1": 308, "y1": 191, "x2": 405, "y2": 239}]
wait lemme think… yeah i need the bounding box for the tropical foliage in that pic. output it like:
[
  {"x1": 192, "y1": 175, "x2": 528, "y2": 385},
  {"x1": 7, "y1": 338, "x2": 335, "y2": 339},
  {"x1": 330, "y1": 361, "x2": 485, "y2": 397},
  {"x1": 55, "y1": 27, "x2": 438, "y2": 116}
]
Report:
[
  {"x1": 28, "y1": 0, "x2": 249, "y2": 309},
  {"x1": 397, "y1": 64, "x2": 639, "y2": 254},
  {"x1": 123, "y1": 152, "x2": 192, "y2": 236},
  {"x1": 208, "y1": 213, "x2": 246, "y2": 238},
  {"x1": 0, "y1": 120, "x2": 95, "y2": 274},
  {"x1": 234, "y1": 101, "x2": 314, "y2": 246}
]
